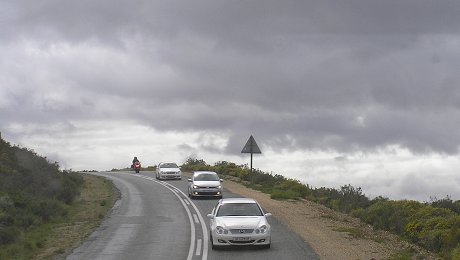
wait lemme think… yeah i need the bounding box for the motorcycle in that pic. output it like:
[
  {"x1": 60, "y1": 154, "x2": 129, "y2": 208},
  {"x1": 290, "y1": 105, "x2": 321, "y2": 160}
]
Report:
[{"x1": 133, "y1": 161, "x2": 141, "y2": 173}]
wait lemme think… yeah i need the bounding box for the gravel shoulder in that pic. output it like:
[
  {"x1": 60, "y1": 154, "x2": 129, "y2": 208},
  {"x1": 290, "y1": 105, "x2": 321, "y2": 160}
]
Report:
[{"x1": 222, "y1": 178, "x2": 438, "y2": 260}]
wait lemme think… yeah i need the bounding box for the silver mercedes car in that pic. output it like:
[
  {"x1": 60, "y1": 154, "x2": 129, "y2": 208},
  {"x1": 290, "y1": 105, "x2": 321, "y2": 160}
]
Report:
[{"x1": 207, "y1": 198, "x2": 272, "y2": 249}]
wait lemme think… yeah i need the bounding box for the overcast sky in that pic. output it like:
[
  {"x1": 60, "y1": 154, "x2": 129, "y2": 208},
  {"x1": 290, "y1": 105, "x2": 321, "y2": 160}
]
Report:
[{"x1": 1, "y1": 0, "x2": 460, "y2": 201}]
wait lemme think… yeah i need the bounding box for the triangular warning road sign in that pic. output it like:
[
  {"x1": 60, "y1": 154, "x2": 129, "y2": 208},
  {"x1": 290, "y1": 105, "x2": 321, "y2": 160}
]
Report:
[{"x1": 241, "y1": 135, "x2": 262, "y2": 154}]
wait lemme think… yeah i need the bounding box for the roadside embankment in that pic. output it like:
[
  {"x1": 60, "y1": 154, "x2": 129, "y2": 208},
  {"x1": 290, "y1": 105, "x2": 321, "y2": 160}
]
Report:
[
  {"x1": 222, "y1": 177, "x2": 438, "y2": 260},
  {"x1": 34, "y1": 173, "x2": 119, "y2": 259}
]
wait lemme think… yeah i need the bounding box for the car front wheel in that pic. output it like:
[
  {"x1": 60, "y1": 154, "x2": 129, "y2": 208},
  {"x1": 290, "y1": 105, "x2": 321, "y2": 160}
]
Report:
[{"x1": 210, "y1": 233, "x2": 219, "y2": 250}]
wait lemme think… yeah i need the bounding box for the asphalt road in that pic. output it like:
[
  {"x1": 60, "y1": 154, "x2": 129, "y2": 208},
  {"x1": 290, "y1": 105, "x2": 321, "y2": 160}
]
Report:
[{"x1": 67, "y1": 171, "x2": 319, "y2": 260}]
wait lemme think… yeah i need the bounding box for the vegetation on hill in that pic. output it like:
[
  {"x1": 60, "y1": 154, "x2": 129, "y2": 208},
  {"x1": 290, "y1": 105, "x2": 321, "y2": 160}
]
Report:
[
  {"x1": 182, "y1": 158, "x2": 460, "y2": 259},
  {"x1": 0, "y1": 137, "x2": 84, "y2": 258}
]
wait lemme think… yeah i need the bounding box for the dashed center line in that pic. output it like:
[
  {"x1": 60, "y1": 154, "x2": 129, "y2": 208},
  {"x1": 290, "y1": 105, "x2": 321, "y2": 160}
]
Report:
[
  {"x1": 130, "y1": 174, "x2": 208, "y2": 260},
  {"x1": 193, "y1": 213, "x2": 200, "y2": 224},
  {"x1": 196, "y1": 239, "x2": 202, "y2": 256}
]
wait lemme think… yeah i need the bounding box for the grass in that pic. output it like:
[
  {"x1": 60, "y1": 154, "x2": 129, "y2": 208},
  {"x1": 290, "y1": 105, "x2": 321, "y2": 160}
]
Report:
[
  {"x1": 332, "y1": 227, "x2": 364, "y2": 239},
  {"x1": 0, "y1": 173, "x2": 119, "y2": 259},
  {"x1": 388, "y1": 248, "x2": 418, "y2": 260},
  {"x1": 36, "y1": 174, "x2": 118, "y2": 259}
]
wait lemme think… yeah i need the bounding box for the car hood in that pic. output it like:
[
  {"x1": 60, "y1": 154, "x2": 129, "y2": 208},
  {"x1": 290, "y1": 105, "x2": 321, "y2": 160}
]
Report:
[
  {"x1": 159, "y1": 168, "x2": 180, "y2": 172},
  {"x1": 193, "y1": 180, "x2": 221, "y2": 187},
  {"x1": 215, "y1": 216, "x2": 266, "y2": 229}
]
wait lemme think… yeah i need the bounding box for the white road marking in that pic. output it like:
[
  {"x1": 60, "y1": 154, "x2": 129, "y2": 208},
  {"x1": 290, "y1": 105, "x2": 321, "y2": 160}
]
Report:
[
  {"x1": 120, "y1": 173, "x2": 209, "y2": 260},
  {"x1": 157, "y1": 177, "x2": 209, "y2": 260},
  {"x1": 193, "y1": 214, "x2": 199, "y2": 224},
  {"x1": 196, "y1": 239, "x2": 202, "y2": 256},
  {"x1": 178, "y1": 192, "x2": 209, "y2": 260},
  {"x1": 131, "y1": 175, "x2": 197, "y2": 260}
]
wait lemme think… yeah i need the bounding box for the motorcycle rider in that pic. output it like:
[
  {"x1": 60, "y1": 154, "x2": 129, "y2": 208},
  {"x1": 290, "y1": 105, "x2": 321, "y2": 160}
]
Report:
[{"x1": 132, "y1": 157, "x2": 140, "y2": 168}]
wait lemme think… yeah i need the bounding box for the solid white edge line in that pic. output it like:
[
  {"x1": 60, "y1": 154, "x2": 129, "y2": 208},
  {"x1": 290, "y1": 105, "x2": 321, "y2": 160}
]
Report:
[{"x1": 153, "y1": 175, "x2": 209, "y2": 260}]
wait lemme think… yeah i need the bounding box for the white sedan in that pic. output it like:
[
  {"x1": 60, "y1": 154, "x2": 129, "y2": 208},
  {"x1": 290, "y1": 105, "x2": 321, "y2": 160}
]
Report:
[
  {"x1": 207, "y1": 198, "x2": 272, "y2": 249},
  {"x1": 156, "y1": 162, "x2": 181, "y2": 180}
]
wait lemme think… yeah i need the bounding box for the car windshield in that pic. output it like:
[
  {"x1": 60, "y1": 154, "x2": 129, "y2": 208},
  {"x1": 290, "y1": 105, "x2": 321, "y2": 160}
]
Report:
[
  {"x1": 194, "y1": 173, "x2": 219, "y2": 181},
  {"x1": 216, "y1": 203, "x2": 263, "y2": 217},
  {"x1": 160, "y1": 163, "x2": 178, "y2": 168}
]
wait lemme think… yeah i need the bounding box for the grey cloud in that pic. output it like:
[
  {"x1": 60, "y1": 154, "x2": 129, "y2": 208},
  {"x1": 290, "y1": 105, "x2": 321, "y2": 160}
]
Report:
[
  {"x1": 396, "y1": 172, "x2": 456, "y2": 201},
  {"x1": 2, "y1": 0, "x2": 460, "y2": 157},
  {"x1": 7, "y1": 1, "x2": 460, "y2": 43}
]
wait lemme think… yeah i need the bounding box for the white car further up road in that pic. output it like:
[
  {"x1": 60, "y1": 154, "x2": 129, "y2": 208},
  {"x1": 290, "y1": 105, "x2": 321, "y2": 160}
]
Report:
[{"x1": 156, "y1": 162, "x2": 182, "y2": 180}]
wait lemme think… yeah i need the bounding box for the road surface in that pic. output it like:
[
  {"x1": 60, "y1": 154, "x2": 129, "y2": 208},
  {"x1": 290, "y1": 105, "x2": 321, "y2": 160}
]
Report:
[{"x1": 67, "y1": 171, "x2": 319, "y2": 260}]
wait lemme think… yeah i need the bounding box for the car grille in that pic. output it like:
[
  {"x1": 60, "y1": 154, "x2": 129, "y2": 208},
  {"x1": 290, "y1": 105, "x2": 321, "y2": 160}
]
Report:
[
  {"x1": 229, "y1": 240, "x2": 256, "y2": 244},
  {"x1": 196, "y1": 191, "x2": 219, "y2": 195},
  {"x1": 162, "y1": 176, "x2": 178, "y2": 179},
  {"x1": 230, "y1": 229, "x2": 254, "y2": 234}
]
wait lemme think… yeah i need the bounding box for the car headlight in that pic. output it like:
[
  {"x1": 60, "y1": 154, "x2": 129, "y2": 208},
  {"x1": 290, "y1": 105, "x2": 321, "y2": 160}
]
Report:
[
  {"x1": 215, "y1": 226, "x2": 228, "y2": 235},
  {"x1": 193, "y1": 185, "x2": 199, "y2": 189},
  {"x1": 217, "y1": 185, "x2": 222, "y2": 189},
  {"x1": 255, "y1": 225, "x2": 268, "y2": 234}
]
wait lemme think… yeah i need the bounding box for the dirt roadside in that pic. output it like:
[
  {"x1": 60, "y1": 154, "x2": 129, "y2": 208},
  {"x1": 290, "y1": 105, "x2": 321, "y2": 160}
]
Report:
[{"x1": 220, "y1": 178, "x2": 439, "y2": 260}]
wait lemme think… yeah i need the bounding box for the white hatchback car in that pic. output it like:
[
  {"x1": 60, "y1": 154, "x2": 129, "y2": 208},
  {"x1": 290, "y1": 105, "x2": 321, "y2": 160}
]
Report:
[
  {"x1": 207, "y1": 198, "x2": 272, "y2": 249},
  {"x1": 188, "y1": 171, "x2": 223, "y2": 199},
  {"x1": 156, "y1": 162, "x2": 181, "y2": 180}
]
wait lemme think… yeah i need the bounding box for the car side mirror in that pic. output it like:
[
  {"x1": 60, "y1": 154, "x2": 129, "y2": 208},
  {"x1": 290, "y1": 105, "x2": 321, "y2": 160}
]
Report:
[
  {"x1": 220, "y1": 179, "x2": 223, "y2": 182},
  {"x1": 188, "y1": 178, "x2": 192, "y2": 182},
  {"x1": 207, "y1": 214, "x2": 214, "y2": 219},
  {"x1": 264, "y1": 213, "x2": 272, "y2": 217}
]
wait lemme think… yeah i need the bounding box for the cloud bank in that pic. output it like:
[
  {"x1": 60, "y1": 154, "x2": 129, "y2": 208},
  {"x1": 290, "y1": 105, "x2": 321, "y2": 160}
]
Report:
[{"x1": 1, "y1": 0, "x2": 460, "y2": 200}]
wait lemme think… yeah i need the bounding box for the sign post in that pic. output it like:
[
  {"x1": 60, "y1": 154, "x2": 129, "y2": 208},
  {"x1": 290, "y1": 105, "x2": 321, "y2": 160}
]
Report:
[{"x1": 241, "y1": 135, "x2": 262, "y2": 174}]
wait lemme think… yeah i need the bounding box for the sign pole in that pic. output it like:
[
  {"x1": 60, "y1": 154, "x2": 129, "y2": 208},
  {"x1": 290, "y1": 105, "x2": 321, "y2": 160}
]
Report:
[{"x1": 250, "y1": 152, "x2": 253, "y2": 173}]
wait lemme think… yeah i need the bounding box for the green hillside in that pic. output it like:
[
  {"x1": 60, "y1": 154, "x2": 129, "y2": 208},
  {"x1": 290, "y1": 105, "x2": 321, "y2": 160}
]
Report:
[{"x1": 0, "y1": 136, "x2": 83, "y2": 258}]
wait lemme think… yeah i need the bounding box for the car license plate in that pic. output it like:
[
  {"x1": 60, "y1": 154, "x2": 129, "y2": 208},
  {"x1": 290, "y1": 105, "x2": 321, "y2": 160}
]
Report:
[{"x1": 233, "y1": 237, "x2": 250, "y2": 241}]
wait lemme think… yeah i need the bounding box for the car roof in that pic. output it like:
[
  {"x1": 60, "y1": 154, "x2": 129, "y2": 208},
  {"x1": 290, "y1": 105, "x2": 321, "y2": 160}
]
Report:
[{"x1": 219, "y1": 198, "x2": 258, "y2": 204}]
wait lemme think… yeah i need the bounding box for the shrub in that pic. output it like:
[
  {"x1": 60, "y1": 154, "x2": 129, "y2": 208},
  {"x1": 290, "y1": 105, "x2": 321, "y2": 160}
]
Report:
[
  {"x1": 32, "y1": 200, "x2": 67, "y2": 222},
  {"x1": 0, "y1": 137, "x2": 83, "y2": 247},
  {"x1": 452, "y1": 245, "x2": 460, "y2": 259},
  {"x1": 58, "y1": 173, "x2": 84, "y2": 204},
  {"x1": 354, "y1": 200, "x2": 423, "y2": 234},
  {"x1": 429, "y1": 196, "x2": 460, "y2": 215},
  {"x1": 181, "y1": 158, "x2": 210, "y2": 172},
  {"x1": 405, "y1": 207, "x2": 460, "y2": 254},
  {"x1": 0, "y1": 227, "x2": 20, "y2": 245},
  {"x1": 271, "y1": 189, "x2": 301, "y2": 200}
]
